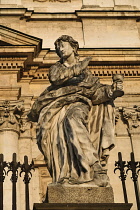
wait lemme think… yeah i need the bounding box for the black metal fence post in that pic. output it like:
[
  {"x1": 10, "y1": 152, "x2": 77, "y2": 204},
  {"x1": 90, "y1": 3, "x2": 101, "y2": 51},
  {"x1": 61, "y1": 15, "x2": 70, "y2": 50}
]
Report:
[
  {"x1": 114, "y1": 152, "x2": 128, "y2": 203},
  {"x1": 20, "y1": 156, "x2": 34, "y2": 210},
  {"x1": 0, "y1": 154, "x2": 7, "y2": 210},
  {"x1": 127, "y1": 152, "x2": 140, "y2": 210},
  {"x1": 7, "y1": 153, "x2": 20, "y2": 210}
]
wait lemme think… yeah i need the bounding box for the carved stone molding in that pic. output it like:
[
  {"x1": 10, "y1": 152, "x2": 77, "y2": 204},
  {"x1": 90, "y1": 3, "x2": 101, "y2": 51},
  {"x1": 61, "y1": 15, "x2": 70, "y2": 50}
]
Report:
[
  {"x1": 122, "y1": 106, "x2": 140, "y2": 134},
  {"x1": 90, "y1": 65, "x2": 140, "y2": 77},
  {"x1": 0, "y1": 100, "x2": 24, "y2": 134},
  {"x1": 0, "y1": 57, "x2": 26, "y2": 73},
  {"x1": 21, "y1": 64, "x2": 140, "y2": 84}
]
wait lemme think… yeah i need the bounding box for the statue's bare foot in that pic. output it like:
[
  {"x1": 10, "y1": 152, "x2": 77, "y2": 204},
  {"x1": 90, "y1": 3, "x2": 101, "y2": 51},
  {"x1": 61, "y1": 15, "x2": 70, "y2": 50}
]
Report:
[
  {"x1": 93, "y1": 170, "x2": 110, "y2": 187},
  {"x1": 93, "y1": 162, "x2": 110, "y2": 187}
]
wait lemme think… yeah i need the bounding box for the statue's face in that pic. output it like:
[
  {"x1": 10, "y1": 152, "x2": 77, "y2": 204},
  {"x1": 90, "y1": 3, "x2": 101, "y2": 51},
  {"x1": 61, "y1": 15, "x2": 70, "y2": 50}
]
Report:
[{"x1": 58, "y1": 41, "x2": 74, "y2": 59}]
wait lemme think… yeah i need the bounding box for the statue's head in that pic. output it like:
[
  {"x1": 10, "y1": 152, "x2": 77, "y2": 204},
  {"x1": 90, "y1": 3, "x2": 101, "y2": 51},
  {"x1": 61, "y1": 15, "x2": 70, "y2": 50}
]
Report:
[{"x1": 54, "y1": 35, "x2": 79, "y2": 60}]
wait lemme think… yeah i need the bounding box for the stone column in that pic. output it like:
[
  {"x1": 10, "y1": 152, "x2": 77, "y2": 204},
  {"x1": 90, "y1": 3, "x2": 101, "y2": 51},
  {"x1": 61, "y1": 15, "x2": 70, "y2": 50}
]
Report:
[
  {"x1": 0, "y1": 100, "x2": 24, "y2": 210},
  {"x1": 0, "y1": 100, "x2": 24, "y2": 160}
]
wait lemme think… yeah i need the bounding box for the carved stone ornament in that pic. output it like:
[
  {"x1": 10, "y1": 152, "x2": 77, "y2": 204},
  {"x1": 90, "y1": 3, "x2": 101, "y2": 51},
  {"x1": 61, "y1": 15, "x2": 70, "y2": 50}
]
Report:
[
  {"x1": 115, "y1": 107, "x2": 121, "y2": 124},
  {"x1": 122, "y1": 106, "x2": 140, "y2": 132},
  {"x1": 19, "y1": 116, "x2": 32, "y2": 138},
  {"x1": 0, "y1": 100, "x2": 24, "y2": 134},
  {"x1": 34, "y1": 0, "x2": 71, "y2": 2}
]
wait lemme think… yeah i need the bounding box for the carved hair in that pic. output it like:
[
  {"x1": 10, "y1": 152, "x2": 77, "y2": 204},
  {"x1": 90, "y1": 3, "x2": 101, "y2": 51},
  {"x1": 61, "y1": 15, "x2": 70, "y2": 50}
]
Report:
[{"x1": 54, "y1": 35, "x2": 79, "y2": 58}]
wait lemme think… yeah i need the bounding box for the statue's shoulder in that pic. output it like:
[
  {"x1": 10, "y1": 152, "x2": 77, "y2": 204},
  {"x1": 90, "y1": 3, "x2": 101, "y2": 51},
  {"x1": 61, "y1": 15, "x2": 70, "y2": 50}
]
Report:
[
  {"x1": 94, "y1": 76, "x2": 100, "y2": 83},
  {"x1": 49, "y1": 61, "x2": 62, "y2": 71}
]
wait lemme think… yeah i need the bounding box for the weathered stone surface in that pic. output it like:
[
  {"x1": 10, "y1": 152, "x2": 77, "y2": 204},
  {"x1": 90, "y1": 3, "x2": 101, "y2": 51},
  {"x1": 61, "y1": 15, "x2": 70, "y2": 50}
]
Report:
[
  {"x1": 47, "y1": 183, "x2": 114, "y2": 203},
  {"x1": 33, "y1": 203, "x2": 133, "y2": 210}
]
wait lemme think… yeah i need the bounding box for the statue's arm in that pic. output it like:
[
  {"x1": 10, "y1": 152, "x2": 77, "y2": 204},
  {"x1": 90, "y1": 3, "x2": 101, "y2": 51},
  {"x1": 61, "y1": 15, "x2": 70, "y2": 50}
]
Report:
[
  {"x1": 91, "y1": 85, "x2": 114, "y2": 105},
  {"x1": 48, "y1": 64, "x2": 79, "y2": 85},
  {"x1": 48, "y1": 57, "x2": 92, "y2": 85},
  {"x1": 92, "y1": 81, "x2": 123, "y2": 105}
]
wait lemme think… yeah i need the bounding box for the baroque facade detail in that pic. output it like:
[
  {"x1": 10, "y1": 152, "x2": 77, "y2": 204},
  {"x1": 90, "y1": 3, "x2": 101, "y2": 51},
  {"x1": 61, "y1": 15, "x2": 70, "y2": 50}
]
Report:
[
  {"x1": 122, "y1": 106, "x2": 140, "y2": 134},
  {"x1": 0, "y1": 100, "x2": 26, "y2": 134},
  {"x1": 20, "y1": 116, "x2": 32, "y2": 138}
]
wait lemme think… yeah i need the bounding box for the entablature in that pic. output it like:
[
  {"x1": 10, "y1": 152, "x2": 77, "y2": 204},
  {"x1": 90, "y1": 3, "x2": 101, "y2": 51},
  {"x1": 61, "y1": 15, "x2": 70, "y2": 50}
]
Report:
[{"x1": 1, "y1": 48, "x2": 140, "y2": 84}]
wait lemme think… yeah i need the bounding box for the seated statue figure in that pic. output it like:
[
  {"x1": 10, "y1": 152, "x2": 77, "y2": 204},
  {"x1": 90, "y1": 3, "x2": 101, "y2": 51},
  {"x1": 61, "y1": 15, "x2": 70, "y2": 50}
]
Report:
[{"x1": 28, "y1": 35, "x2": 123, "y2": 187}]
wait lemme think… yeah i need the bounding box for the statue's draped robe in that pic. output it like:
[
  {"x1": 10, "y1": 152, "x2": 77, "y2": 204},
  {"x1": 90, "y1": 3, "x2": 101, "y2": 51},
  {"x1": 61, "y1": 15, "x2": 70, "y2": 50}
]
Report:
[{"x1": 28, "y1": 61, "x2": 115, "y2": 184}]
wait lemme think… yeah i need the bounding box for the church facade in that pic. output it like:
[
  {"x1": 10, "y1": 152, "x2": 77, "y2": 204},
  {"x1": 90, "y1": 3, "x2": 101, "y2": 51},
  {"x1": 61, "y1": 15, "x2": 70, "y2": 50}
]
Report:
[{"x1": 1, "y1": 1, "x2": 140, "y2": 209}]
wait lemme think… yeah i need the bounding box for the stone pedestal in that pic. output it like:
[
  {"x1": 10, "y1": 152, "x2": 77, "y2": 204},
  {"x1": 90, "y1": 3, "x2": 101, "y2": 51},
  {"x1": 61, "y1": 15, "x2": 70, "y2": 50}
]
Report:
[
  {"x1": 47, "y1": 184, "x2": 114, "y2": 203},
  {"x1": 33, "y1": 203, "x2": 133, "y2": 210}
]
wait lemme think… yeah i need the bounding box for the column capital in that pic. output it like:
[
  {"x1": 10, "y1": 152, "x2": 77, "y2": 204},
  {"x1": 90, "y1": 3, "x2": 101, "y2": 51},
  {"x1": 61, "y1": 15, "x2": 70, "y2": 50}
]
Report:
[
  {"x1": 0, "y1": 100, "x2": 24, "y2": 134},
  {"x1": 122, "y1": 106, "x2": 140, "y2": 134}
]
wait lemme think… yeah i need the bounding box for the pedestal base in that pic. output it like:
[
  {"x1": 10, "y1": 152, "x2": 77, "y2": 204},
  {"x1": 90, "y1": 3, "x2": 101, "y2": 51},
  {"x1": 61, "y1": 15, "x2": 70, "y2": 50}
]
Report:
[
  {"x1": 33, "y1": 203, "x2": 133, "y2": 210},
  {"x1": 47, "y1": 184, "x2": 114, "y2": 203}
]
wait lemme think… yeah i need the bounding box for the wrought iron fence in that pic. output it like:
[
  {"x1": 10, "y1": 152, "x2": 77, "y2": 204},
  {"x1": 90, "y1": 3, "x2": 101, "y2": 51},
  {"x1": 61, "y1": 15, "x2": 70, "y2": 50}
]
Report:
[
  {"x1": 1, "y1": 152, "x2": 140, "y2": 210},
  {"x1": 0, "y1": 153, "x2": 34, "y2": 210},
  {"x1": 115, "y1": 152, "x2": 140, "y2": 210}
]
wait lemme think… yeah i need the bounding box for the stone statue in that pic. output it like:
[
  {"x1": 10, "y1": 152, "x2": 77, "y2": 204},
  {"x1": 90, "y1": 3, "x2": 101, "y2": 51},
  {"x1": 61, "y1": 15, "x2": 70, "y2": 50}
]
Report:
[{"x1": 28, "y1": 35, "x2": 123, "y2": 187}]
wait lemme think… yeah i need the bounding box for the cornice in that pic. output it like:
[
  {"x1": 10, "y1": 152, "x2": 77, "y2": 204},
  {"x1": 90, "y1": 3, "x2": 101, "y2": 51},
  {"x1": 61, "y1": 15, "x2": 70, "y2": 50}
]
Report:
[
  {"x1": 0, "y1": 46, "x2": 38, "y2": 54},
  {"x1": 0, "y1": 25, "x2": 42, "y2": 56},
  {"x1": 1, "y1": 8, "x2": 140, "y2": 21},
  {"x1": 0, "y1": 57, "x2": 27, "y2": 81},
  {"x1": 22, "y1": 12, "x2": 78, "y2": 21},
  {"x1": 1, "y1": 48, "x2": 140, "y2": 83},
  {"x1": 0, "y1": 87, "x2": 21, "y2": 100},
  {"x1": 20, "y1": 64, "x2": 140, "y2": 84},
  {"x1": 90, "y1": 65, "x2": 140, "y2": 78},
  {"x1": 76, "y1": 10, "x2": 140, "y2": 18},
  {"x1": 34, "y1": 48, "x2": 140, "y2": 64},
  {"x1": 19, "y1": 10, "x2": 140, "y2": 21},
  {"x1": 0, "y1": 8, "x2": 27, "y2": 15}
]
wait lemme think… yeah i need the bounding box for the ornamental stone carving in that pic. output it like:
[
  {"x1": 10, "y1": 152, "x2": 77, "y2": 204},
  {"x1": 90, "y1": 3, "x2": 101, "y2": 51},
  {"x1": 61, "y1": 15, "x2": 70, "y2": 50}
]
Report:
[
  {"x1": 122, "y1": 106, "x2": 140, "y2": 134},
  {"x1": 0, "y1": 100, "x2": 24, "y2": 134},
  {"x1": 19, "y1": 116, "x2": 32, "y2": 138},
  {"x1": 115, "y1": 107, "x2": 121, "y2": 125}
]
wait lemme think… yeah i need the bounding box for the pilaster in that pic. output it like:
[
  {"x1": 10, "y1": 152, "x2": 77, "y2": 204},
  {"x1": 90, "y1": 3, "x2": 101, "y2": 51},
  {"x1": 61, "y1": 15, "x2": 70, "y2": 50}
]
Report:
[
  {"x1": 0, "y1": 100, "x2": 24, "y2": 159},
  {"x1": 122, "y1": 106, "x2": 140, "y2": 160},
  {"x1": 0, "y1": 100, "x2": 24, "y2": 210}
]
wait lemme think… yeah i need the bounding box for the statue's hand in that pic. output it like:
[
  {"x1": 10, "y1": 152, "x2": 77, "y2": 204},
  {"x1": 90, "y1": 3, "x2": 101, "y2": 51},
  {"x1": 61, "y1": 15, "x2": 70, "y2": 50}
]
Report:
[
  {"x1": 112, "y1": 81, "x2": 124, "y2": 98},
  {"x1": 80, "y1": 56, "x2": 92, "y2": 71}
]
